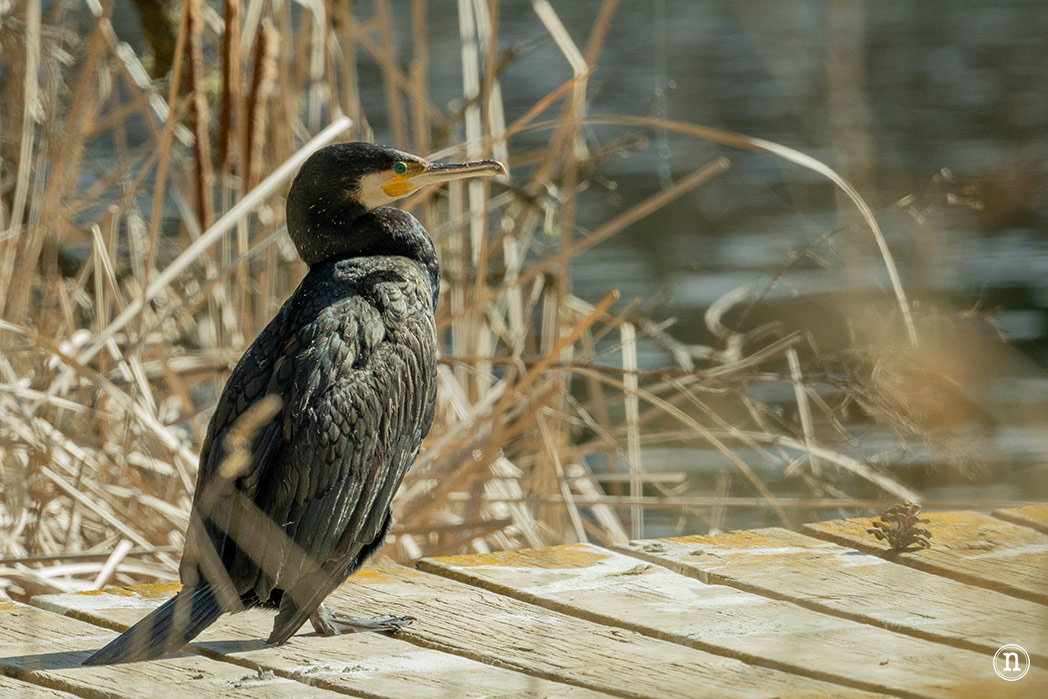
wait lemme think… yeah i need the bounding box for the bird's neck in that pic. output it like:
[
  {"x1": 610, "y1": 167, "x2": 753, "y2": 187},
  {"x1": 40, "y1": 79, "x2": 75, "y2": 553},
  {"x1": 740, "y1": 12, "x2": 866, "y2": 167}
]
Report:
[{"x1": 294, "y1": 207, "x2": 439, "y2": 306}]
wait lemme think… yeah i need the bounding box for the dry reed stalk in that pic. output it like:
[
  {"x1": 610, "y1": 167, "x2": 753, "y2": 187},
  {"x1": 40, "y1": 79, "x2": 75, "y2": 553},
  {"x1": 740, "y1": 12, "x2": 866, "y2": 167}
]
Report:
[
  {"x1": 217, "y1": 0, "x2": 242, "y2": 170},
  {"x1": 376, "y1": 0, "x2": 407, "y2": 147},
  {"x1": 304, "y1": 2, "x2": 327, "y2": 135},
  {"x1": 220, "y1": 0, "x2": 253, "y2": 345},
  {"x1": 6, "y1": 2, "x2": 108, "y2": 325},
  {"x1": 330, "y1": 0, "x2": 367, "y2": 135},
  {"x1": 3, "y1": 0, "x2": 41, "y2": 260},
  {"x1": 409, "y1": 0, "x2": 431, "y2": 151},
  {"x1": 186, "y1": 0, "x2": 215, "y2": 232},
  {"x1": 244, "y1": 19, "x2": 280, "y2": 189},
  {"x1": 143, "y1": 0, "x2": 190, "y2": 283},
  {"x1": 269, "y1": 4, "x2": 294, "y2": 161},
  {"x1": 0, "y1": 546, "x2": 182, "y2": 566},
  {"x1": 537, "y1": 414, "x2": 586, "y2": 543}
]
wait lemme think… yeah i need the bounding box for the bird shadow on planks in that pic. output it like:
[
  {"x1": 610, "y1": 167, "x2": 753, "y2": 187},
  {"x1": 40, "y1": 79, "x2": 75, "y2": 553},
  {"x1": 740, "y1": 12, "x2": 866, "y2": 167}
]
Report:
[
  {"x1": 0, "y1": 648, "x2": 184, "y2": 671},
  {"x1": 0, "y1": 638, "x2": 268, "y2": 671},
  {"x1": 1, "y1": 649, "x2": 106, "y2": 671}
]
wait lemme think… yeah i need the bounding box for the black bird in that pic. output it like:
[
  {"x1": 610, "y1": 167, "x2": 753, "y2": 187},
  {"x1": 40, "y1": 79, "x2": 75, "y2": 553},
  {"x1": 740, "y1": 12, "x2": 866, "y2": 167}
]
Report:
[{"x1": 83, "y1": 143, "x2": 505, "y2": 665}]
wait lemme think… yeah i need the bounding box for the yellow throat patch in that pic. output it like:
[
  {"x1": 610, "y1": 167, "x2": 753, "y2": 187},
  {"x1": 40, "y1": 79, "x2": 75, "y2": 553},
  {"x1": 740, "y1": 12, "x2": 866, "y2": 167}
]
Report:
[{"x1": 381, "y1": 175, "x2": 415, "y2": 198}]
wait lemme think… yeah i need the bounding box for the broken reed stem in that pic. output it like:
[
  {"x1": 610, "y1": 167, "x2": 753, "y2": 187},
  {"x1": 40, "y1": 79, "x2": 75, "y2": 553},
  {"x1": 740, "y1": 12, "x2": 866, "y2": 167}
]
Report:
[
  {"x1": 620, "y1": 322, "x2": 643, "y2": 539},
  {"x1": 584, "y1": 113, "x2": 918, "y2": 349},
  {"x1": 786, "y1": 347, "x2": 821, "y2": 477}
]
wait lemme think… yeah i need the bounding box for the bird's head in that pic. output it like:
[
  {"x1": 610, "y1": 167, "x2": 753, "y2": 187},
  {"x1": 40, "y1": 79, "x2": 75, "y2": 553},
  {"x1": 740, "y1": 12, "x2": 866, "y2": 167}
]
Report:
[{"x1": 286, "y1": 142, "x2": 505, "y2": 265}]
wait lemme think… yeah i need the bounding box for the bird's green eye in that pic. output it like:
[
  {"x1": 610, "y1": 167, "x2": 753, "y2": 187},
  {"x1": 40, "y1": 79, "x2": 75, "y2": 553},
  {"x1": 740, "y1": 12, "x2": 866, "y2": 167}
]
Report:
[{"x1": 393, "y1": 162, "x2": 408, "y2": 175}]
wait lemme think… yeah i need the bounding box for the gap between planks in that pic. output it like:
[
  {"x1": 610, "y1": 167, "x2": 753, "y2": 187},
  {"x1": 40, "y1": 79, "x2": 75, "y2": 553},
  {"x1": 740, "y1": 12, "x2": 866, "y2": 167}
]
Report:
[{"x1": 993, "y1": 505, "x2": 1048, "y2": 535}]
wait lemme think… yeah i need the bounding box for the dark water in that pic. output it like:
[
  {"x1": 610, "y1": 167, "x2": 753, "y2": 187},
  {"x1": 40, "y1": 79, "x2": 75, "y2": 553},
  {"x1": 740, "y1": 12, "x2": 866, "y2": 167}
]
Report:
[
  {"x1": 350, "y1": 3, "x2": 1048, "y2": 341},
  {"x1": 109, "y1": 2, "x2": 1048, "y2": 531}
]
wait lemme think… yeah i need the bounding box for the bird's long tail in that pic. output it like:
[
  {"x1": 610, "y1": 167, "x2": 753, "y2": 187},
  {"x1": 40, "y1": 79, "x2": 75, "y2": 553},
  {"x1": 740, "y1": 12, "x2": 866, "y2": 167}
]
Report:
[{"x1": 82, "y1": 585, "x2": 222, "y2": 665}]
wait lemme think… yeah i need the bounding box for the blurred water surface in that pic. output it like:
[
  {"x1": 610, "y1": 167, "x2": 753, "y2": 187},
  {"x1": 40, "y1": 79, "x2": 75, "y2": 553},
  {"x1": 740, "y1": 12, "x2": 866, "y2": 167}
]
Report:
[{"x1": 443, "y1": 2, "x2": 1048, "y2": 529}]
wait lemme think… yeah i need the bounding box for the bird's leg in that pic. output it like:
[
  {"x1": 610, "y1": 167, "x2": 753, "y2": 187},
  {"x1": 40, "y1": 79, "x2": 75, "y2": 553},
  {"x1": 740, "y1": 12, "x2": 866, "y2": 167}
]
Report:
[{"x1": 309, "y1": 603, "x2": 414, "y2": 636}]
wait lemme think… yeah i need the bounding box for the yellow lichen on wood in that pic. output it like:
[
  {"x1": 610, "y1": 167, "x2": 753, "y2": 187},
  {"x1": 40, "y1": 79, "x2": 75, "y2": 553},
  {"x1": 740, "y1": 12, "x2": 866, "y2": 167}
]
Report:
[
  {"x1": 76, "y1": 581, "x2": 182, "y2": 599},
  {"x1": 428, "y1": 544, "x2": 610, "y2": 569},
  {"x1": 687, "y1": 530, "x2": 768, "y2": 547},
  {"x1": 346, "y1": 565, "x2": 425, "y2": 585}
]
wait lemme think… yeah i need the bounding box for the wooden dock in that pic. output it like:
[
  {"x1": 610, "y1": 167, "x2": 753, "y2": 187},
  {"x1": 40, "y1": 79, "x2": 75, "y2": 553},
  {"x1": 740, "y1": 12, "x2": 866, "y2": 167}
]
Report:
[{"x1": 1, "y1": 507, "x2": 1045, "y2": 697}]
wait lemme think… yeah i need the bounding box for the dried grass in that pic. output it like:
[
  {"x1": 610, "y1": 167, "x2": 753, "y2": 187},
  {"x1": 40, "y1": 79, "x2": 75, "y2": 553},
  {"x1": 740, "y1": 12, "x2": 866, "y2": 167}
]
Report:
[{"x1": 0, "y1": 0, "x2": 1025, "y2": 600}]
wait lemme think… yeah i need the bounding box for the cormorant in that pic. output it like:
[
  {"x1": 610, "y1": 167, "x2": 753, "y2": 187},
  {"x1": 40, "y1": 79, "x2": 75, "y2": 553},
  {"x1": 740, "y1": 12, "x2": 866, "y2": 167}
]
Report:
[{"x1": 83, "y1": 143, "x2": 506, "y2": 665}]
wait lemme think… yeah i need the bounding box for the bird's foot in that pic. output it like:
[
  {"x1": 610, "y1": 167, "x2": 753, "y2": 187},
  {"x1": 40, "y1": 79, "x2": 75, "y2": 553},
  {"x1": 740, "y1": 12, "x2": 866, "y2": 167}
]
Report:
[{"x1": 309, "y1": 603, "x2": 414, "y2": 636}]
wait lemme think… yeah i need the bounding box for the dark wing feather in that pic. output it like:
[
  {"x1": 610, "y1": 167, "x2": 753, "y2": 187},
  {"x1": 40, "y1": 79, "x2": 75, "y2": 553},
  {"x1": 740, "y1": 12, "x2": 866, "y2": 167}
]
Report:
[
  {"x1": 255, "y1": 295, "x2": 381, "y2": 593},
  {"x1": 181, "y1": 258, "x2": 437, "y2": 636}
]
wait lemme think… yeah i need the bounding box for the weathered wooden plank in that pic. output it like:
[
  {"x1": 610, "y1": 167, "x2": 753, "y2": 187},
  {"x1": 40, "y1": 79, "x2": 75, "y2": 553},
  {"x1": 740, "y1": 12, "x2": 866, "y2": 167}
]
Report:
[
  {"x1": 422, "y1": 544, "x2": 1040, "y2": 699},
  {"x1": 324, "y1": 561, "x2": 883, "y2": 698},
  {"x1": 994, "y1": 505, "x2": 1048, "y2": 535},
  {"x1": 802, "y1": 511, "x2": 1048, "y2": 604},
  {"x1": 613, "y1": 528, "x2": 1048, "y2": 666},
  {"x1": 32, "y1": 574, "x2": 611, "y2": 699},
  {"x1": 33, "y1": 567, "x2": 869, "y2": 698},
  {"x1": 0, "y1": 674, "x2": 79, "y2": 698},
  {"x1": 0, "y1": 599, "x2": 341, "y2": 699}
]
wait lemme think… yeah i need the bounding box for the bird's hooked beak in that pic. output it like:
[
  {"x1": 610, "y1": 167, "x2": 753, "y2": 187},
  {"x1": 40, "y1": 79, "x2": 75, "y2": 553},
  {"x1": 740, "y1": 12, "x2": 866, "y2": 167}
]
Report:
[
  {"x1": 407, "y1": 159, "x2": 507, "y2": 189},
  {"x1": 383, "y1": 159, "x2": 506, "y2": 198}
]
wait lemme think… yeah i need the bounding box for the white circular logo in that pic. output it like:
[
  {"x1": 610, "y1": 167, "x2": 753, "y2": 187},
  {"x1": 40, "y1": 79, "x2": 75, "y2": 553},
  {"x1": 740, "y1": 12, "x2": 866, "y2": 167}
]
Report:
[{"x1": 993, "y1": 644, "x2": 1030, "y2": 681}]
